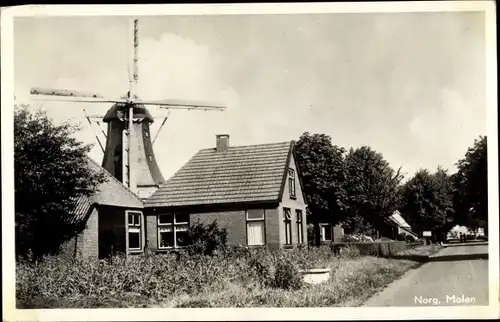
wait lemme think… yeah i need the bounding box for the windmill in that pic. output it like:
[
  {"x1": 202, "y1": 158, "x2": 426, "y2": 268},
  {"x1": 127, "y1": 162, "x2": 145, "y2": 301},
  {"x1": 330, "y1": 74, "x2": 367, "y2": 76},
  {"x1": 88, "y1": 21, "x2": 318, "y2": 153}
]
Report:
[{"x1": 29, "y1": 18, "x2": 226, "y2": 199}]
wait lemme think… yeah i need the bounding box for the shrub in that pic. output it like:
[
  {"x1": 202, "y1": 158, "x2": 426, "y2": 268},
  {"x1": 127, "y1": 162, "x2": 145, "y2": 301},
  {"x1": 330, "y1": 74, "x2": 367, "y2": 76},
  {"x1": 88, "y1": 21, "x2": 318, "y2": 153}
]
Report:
[
  {"x1": 246, "y1": 249, "x2": 304, "y2": 290},
  {"x1": 273, "y1": 256, "x2": 303, "y2": 290},
  {"x1": 186, "y1": 220, "x2": 228, "y2": 256}
]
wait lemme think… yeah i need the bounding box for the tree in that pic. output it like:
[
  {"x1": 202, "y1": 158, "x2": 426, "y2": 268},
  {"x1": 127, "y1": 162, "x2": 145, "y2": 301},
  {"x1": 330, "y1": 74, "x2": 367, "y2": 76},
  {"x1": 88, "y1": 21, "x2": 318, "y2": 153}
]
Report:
[
  {"x1": 15, "y1": 105, "x2": 105, "y2": 259},
  {"x1": 400, "y1": 168, "x2": 455, "y2": 241},
  {"x1": 342, "y1": 146, "x2": 403, "y2": 235},
  {"x1": 451, "y1": 136, "x2": 488, "y2": 234},
  {"x1": 294, "y1": 132, "x2": 348, "y2": 246}
]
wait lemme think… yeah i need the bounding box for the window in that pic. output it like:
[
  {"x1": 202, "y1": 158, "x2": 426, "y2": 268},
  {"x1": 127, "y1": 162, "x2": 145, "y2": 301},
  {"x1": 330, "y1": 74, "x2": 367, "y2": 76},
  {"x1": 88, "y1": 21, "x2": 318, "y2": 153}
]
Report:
[
  {"x1": 127, "y1": 211, "x2": 142, "y2": 251},
  {"x1": 284, "y1": 208, "x2": 292, "y2": 245},
  {"x1": 288, "y1": 168, "x2": 296, "y2": 198},
  {"x1": 158, "y1": 214, "x2": 190, "y2": 249},
  {"x1": 296, "y1": 210, "x2": 304, "y2": 244},
  {"x1": 321, "y1": 224, "x2": 332, "y2": 241},
  {"x1": 246, "y1": 209, "x2": 265, "y2": 246}
]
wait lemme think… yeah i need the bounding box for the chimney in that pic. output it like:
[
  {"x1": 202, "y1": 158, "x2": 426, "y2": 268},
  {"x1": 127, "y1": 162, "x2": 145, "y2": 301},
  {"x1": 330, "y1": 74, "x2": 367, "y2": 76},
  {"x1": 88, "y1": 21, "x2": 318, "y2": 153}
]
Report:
[{"x1": 216, "y1": 134, "x2": 230, "y2": 152}]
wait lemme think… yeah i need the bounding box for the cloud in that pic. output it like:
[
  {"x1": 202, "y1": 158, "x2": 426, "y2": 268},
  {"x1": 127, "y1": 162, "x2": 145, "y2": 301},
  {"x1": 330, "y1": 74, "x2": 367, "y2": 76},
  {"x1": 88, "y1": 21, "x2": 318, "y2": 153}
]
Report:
[
  {"x1": 14, "y1": 13, "x2": 487, "y2": 181},
  {"x1": 16, "y1": 24, "x2": 240, "y2": 179}
]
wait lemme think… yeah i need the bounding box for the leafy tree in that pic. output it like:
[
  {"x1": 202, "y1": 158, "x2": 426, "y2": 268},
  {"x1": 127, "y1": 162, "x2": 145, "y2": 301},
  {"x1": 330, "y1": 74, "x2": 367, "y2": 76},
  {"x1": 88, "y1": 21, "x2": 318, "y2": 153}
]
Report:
[
  {"x1": 342, "y1": 146, "x2": 403, "y2": 235},
  {"x1": 294, "y1": 132, "x2": 348, "y2": 246},
  {"x1": 451, "y1": 136, "x2": 488, "y2": 234},
  {"x1": 15, "y1": 105, "x2": 105, "y2": 260},
  {"x1": 400, "y1": 168, "x2": 454, "y2": 241}
]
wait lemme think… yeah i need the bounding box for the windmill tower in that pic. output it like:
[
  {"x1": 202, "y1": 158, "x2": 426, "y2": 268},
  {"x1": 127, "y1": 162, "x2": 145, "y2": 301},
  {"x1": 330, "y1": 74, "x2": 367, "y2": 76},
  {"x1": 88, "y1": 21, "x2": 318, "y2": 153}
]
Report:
[{"x1": 30, "y1": 18, "x2": 226, "y2": 199}]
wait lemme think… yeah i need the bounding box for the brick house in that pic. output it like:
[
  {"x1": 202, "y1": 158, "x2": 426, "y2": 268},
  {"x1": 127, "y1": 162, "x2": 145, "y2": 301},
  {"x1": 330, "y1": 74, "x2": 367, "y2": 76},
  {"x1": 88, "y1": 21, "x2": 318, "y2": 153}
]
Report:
[
  {"x1": 61, "y1": 158, "x2": 145, "y2": 259},
  {"x1": 318, "y1": 222, "x2": 345, "y2": 243},
  {"x1": 63, "y1": 135, "x2": 308, "y2": 258},
  {"x1": 144, "y1": 135, "x2": 309, "y2": 250}
]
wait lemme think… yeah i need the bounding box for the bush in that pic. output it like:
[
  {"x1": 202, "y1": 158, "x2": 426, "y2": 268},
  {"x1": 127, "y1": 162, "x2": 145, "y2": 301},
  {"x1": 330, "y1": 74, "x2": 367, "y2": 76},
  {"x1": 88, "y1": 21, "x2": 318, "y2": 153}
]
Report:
[
  {"x1": 273, "y1": 256, "x2": 303, "y2": 290},
  {"x1": 247, "y1": 249, "x2": 303, "y2": 290},
  {"x1": 186, "y1": 220, "x2": 228, "y2": 256}
]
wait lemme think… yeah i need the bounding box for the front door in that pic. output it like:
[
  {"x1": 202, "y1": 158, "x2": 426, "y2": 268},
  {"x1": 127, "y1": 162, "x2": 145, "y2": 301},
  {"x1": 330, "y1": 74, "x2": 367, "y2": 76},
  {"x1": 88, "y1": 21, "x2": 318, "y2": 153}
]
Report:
[{"x1": 99, "y1": 230, "x2": 116, "y2": 259}]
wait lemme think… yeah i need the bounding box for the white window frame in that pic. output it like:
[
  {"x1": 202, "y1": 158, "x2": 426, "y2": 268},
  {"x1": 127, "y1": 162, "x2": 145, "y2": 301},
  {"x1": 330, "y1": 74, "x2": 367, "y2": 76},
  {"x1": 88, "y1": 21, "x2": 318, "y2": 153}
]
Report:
[
  {"x1": 246, "y1": 209, "x2": 266, "y2": 246},
  {"x1": 296, "y1": 210, "x2": 304, "y2": 244},
  {"x1": 288, "y1": 168, "x2": 296, "y2": 198},
  {"x1": 125, "y1": 210, "x2": 144, "y2": 253},
  {"x1": 157, "y1": 214, "x2": 190, "y2": 250},
  {"x1": 284, "y1": 208, "x2": 292, "y2": 245},
  {"x1": 320, "y1": 223, "x2": 332, "y2": 241}
]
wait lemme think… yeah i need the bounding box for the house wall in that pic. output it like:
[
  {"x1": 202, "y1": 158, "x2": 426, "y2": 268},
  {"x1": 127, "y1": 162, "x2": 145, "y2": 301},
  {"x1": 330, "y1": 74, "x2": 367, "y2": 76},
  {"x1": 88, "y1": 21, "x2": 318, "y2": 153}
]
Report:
[
  {"x1": 278, "y1": 152, "x2": 308, "y2": 247},
  {"x1": 59, "y1": 206, "x2": 149, "y2": 259},
  {"x1": 77, "y1": 207, "x2": 100, "y2": 258},
  {"x1": 59, "y1": 232, "x2": 84, "y2": 259},
  {"x1": 74, "y1": 207, "x2": 98, "y2": 258},
  {"x1": 146, "y1": 214, "x2": 157, "y2": 253},
  {"x1": 145, "y1": 204, "x2": 282, "y2": 251},
  {"x1": 192, "y1": 210, "x2": 247, "y2": 246},
  {"x1": 57, "y1": 208, "x2": 98, "y2": 259}
]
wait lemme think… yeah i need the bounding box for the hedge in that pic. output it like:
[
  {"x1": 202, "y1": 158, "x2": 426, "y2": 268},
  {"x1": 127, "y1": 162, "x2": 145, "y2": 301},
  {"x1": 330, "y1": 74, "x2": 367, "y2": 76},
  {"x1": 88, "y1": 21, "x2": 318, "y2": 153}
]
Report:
[{"x1": 324, "y1": 241, "x2": 414, "y2": 257}]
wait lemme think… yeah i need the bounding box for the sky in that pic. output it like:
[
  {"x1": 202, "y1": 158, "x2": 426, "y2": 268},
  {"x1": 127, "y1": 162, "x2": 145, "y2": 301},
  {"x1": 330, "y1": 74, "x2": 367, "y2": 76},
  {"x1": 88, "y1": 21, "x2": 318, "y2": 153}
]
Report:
[{"x1": 14, "y1": 12, "x2": 486, "y2": 180}]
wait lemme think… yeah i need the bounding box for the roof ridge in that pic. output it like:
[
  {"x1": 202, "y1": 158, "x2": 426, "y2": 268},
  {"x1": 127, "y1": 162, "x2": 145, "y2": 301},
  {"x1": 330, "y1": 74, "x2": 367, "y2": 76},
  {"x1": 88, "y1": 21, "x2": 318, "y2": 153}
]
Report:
[
  {"x1": 144, "y1": 140, "x2": 295, "y2": 207},
  {"x1": 85, "y1": 156, "x2": 144, "y2": 204},
  {"x1": 198, "y1": 140, "x2": 292, "y2": 152}
]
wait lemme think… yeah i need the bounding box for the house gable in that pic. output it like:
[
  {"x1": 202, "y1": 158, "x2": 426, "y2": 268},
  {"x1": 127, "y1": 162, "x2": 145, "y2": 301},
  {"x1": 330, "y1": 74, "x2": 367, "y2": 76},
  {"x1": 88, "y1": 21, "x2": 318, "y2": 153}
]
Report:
[
  {"x1": 277, "y1": 142, "x2": 308, "y2": 246},
  {"x1": 279, "y1": 144, "x2": 307, "y2": 207}
]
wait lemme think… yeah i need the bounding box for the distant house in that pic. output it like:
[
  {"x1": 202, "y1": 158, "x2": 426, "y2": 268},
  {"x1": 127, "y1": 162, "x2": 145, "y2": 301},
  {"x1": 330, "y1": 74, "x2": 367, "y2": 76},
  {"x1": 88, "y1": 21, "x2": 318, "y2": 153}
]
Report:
[
  {"x1": 383, "y1": 211, "x2": 418, "y2": 239},
  {"x1": 144, "y1": 135, "x2": 309, "y2": 250},
  {"x1": 61, "y1": 158, "x2": 145, "y2": 259},
  {"x1": 320, "y1": 223, "x2": 345, "y2": 242},
  {"x1": 310, "y1": 210, "x2": 345, "y2": 243},
  {"x1": 312, "y1": 210, "x2": 417, "y2": 243}
]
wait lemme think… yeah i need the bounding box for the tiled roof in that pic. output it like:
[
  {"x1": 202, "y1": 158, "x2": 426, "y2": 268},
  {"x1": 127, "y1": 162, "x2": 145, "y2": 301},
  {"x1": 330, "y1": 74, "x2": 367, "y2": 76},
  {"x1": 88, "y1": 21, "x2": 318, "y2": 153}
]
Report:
[
  {"x1": 390, "y1": 211, "x2": 411, "y2": 229},
  {"x1": 70, "y1": 158, "x2": 144, "y2": 222},
  {"x1": 145, "y1": 141, "x2": 293, "y2": 207}
]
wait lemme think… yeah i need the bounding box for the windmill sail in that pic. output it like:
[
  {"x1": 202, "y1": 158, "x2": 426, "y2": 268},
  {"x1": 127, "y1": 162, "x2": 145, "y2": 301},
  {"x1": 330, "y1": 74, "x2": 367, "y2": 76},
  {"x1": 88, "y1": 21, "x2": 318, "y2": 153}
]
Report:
[{"x1": 28, "y1": 17, "x2": 227, "y2": 199}]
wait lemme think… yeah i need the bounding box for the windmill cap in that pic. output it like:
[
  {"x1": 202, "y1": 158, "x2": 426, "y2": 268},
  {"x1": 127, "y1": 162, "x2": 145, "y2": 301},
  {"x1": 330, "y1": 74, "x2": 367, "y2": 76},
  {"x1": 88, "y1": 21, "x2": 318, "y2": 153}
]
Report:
[{"x1": 102, "y1": 103, "x2": 154, "y2": 122}]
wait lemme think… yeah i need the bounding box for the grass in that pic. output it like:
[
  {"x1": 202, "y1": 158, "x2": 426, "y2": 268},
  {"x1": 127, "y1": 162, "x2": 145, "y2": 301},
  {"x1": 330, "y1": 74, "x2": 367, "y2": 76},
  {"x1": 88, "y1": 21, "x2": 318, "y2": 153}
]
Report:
[
  {"x1": 164, "y1": 257, "x2": 419, "y2": 308},
  {"x1": 16, "y1": 244, "x2": 432, "y2": 308},
  {"x1": 396, "y1": 245, "x2": 442, "y2": 257}
]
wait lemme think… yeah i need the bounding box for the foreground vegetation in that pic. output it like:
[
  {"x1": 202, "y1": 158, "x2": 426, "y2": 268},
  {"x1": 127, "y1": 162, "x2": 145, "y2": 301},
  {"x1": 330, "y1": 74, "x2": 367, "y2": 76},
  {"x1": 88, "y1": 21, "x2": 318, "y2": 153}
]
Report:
[{"x1": 17, "y1": 245, "x2": 432, "y2": 308}]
